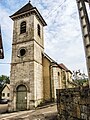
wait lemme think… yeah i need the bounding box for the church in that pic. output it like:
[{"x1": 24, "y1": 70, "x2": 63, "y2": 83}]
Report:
[{"x1": 10, "y1": 2, "x2": 75, "y2": 111}]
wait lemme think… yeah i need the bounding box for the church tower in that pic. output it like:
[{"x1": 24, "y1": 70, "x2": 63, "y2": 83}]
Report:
[{"x1": 10, "y1": 2, "x2": 47, "y2": 111}]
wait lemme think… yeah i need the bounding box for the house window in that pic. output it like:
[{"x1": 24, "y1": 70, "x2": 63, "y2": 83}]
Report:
[
  {"x1": 20, "y1": 21, "x2": 26, "y2": 34},
  {"x1": 7, "y1": 93, "x2": 10, "y2": 97},
  {"x1": 37, "y1": 24, "x2": 41, "y2": 37},
  {"x1": 2, "y1": 93, "x2": 5, "y2": 97}
]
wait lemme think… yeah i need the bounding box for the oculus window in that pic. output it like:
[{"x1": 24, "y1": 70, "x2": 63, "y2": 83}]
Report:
[{"x1": 17, "y1": 47, "x2": 27, "y2": 57}]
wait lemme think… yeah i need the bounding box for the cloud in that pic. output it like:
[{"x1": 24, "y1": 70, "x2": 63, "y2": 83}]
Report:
[{"x1": 0, "y1": 0, "x2": 89, "y2": 76}]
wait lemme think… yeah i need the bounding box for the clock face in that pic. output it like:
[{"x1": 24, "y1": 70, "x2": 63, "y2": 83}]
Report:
[{"x1": 17, "y1": 47, "x2": 26, "y2": 57}]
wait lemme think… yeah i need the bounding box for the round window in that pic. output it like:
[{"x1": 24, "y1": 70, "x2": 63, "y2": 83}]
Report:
[{"x1": 18, "y1": 48, "x2": 26, "y2": 57}]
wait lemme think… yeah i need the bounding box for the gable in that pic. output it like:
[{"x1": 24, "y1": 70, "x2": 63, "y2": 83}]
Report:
[{"x1": 2, "y1": 84, "x2": 10, "y2": 93}]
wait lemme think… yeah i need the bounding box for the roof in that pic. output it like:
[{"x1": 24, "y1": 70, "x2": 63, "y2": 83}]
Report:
[
  {"x1": 1, "y1": 84, "x2": 10, "y2": 92},
  {"x1": 10, "y1": 2, "x2": 33, "y2": 17},
  {"x1": 43, "y1": 54, "x2": 72, "y2": 73},
  {"x1": 59, "y1": 63, "x2": 72, "y2": 73},
  {"x1": 10, "y1": 2, "x2": 47, "y2": 26},
  {"x1": 43, "y1": 53, "x2": 56, "y2": 63},
  {"x1": 0, "y1": 84, "x2": 6, "y2": 93},
  {"x1": 0, "y1": 26, "x2": 4, "y2": 59},
  {"x1": 59, "y1": 63, "x2": 68, "y2": 71}
]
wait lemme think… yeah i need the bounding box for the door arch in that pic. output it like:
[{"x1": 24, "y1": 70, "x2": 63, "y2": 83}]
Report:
[{"x1": 16, "y1": 85, "x2": 27, "y2": 111}]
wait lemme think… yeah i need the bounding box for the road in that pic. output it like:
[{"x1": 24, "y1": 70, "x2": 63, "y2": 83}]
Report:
[{"x1": 0, "y1": 104, "x2": 58, "y2": 120}]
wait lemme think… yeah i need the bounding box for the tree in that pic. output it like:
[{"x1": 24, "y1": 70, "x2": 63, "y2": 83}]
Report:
[
  {"x1": 0, "y1": 75, "x2": 10, "y2": 84},
  {"x1": 72, "y1": 70, "x2": 88, "y2": 86}
]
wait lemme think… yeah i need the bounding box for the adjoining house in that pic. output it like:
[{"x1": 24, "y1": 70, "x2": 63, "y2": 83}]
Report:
[
  {"x1": 9, "y1": 2, "x2": 76, "y2": 111},
  {"x1": 0, "y1": 26, "x2": 4, "y2": 59},
  {"x1": 1, "y1": 84, "x2": 10, "y2": 100}
]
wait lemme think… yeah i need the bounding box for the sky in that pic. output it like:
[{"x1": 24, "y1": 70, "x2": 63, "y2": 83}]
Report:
[{"x1": 0, "y1": 0, "x2": 90, "y2": 76}]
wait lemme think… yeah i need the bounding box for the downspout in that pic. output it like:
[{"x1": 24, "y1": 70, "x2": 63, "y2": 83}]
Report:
[{"x1": 49, "y1": 64, "x2": 52, "y2": 101}]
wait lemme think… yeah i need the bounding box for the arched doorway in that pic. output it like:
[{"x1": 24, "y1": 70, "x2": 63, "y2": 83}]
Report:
[{"x1": 16, "y1": 85, "x2": 27, "y2": 111}]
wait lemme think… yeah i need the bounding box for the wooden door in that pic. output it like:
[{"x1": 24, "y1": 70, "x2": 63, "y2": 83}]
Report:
[{"x1": 16, "y1": 85, "x2": 27, "y2": 111}]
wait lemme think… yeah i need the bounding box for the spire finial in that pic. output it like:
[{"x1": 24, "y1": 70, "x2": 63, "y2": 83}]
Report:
[{"x1": 29, "y1": 0, "x2": 31, "y2": 3}]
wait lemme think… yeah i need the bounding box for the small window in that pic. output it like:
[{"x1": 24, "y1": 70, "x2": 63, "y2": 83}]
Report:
[
  {"x1": 37, "y1": 24, "x2": 41, "y2": 37},
  {"x1": 20, "y1": 48, "x2": 26, "y2": 57},
  {"x1": 58, "y1": 72, "x2": 60, "y2": 76},
  {"x1": 20, "y1": 21, "x2": 26, "y2": 34},
  {"x1": 7, "y1": 93, "x2": 10, "y2": 97},
  {"x1": 2, "y1": 93, "x2": 5, "y2": 97}
]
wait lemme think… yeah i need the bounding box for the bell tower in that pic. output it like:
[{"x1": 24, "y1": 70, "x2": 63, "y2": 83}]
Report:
[{"x1": 10, "y1": 2, "x2": 47, "y2": 111}]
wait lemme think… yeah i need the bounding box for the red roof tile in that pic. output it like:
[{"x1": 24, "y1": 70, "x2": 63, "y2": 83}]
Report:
[
  {"x1": 59, "y1": 63, "x2": 72, "y2": 74},
  {"x1": 59, "y1": 63, "x2": 68, "y2": 71}
]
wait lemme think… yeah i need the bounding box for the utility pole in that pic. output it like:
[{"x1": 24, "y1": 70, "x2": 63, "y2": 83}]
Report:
[
  {"x1": 76, "y1": 0, "x2": 90, "y2": 87},
  {"x1": 0, "y1": 26, "x2": 4, "y2": 59}
]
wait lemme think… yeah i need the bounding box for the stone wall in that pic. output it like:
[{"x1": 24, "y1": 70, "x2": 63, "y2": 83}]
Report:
[{"x1": 56, "y1": 87, "x2": 90, "y2": 120}]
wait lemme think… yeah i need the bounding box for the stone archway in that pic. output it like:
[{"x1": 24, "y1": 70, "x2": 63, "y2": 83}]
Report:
[{"x1": 16, "y1": 85, "x2": 27, "y2": 111}]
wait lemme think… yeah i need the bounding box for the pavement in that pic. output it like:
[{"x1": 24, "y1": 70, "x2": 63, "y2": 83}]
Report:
[{"x1": 0, "y1": 103, "x2": 58, "y2": 120}]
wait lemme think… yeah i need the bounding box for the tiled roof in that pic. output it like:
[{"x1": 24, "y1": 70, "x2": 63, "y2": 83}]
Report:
[
  {"x1": 59, "y1": 63, "x2": 69, "y2": 71},
  {"x1": 10, "y1": 2, "x2": 47, "y2": 26},
  {"x1": 59, "y1": 63, "x2": 72, "y2": 73}
]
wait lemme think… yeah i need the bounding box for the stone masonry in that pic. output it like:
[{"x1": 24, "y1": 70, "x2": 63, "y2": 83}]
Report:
[
  {"x1": 56, "y1": 87, "x2": 90, "y2": 120},
  {"x1": 10, "y1": 2, "x2": 46, "y2": 111}
]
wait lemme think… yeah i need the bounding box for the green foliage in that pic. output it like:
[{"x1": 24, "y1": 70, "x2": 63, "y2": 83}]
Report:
[
  {"x1": 0, "y1": 75, "x2": 10, "y2": 84},
  {"x1": 72, "y1": 70, "x2": 88, "y2": 86},
  {"x1": 75, "y1": 79, "x2": 88, "y2": 86}
]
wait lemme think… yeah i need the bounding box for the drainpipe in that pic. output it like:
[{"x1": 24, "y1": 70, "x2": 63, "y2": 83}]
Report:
[{"x1": 49, "y1": 64, "x2": 52, "y2": 101}]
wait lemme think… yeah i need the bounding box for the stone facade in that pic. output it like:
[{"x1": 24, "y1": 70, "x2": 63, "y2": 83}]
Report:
[
  {"x1": 43, "y1": 54, "x2": 75, "y2": 101},
  {"x1": 51, "y1": 63, "x2": 76, "y2": 100},
  {"x1": 10, "y1": 2, "x2": 46, "y2": 111},
  {"x1": 10, "y1": 2, "x2": 74, "y2": 111}
]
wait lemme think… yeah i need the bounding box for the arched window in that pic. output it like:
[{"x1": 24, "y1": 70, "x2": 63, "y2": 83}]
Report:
[
  {"x1": 20, "y1": 21, "x2": 26, "y2": 34},
  {"x1": 58, "y1": 72, "x2": 60, "y2": 76},
  {"x1": 37, "y1": 24, "x2": 41, "y2": 37}
]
